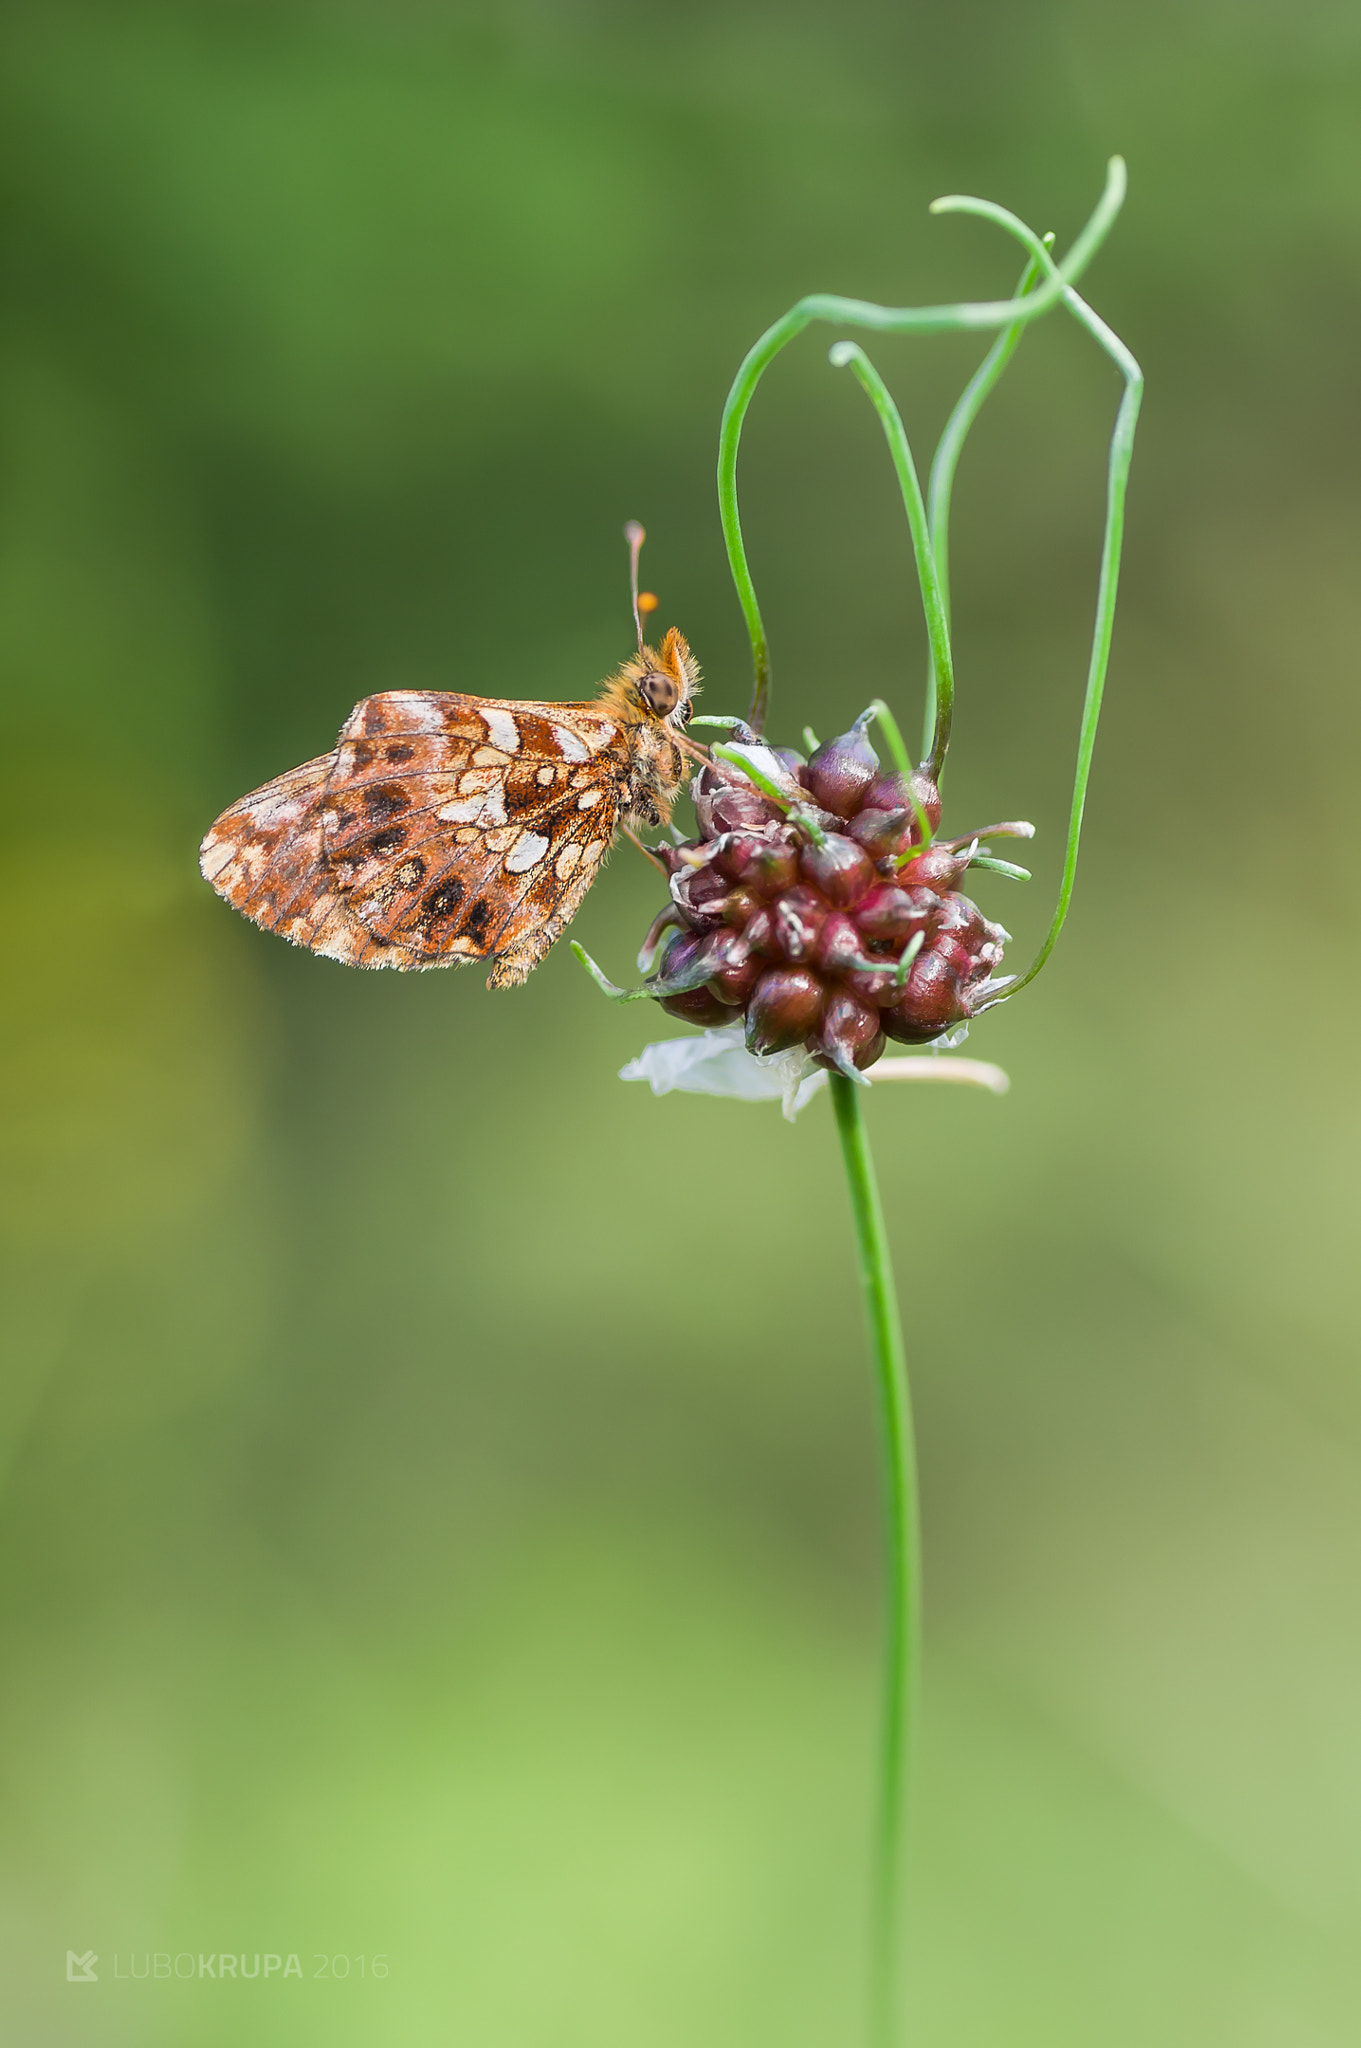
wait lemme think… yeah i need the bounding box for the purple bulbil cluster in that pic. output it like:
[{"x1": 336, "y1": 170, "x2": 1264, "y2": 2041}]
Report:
[{"x1": 640, "y1": 715, "x2": 1013, "y2": 1079}]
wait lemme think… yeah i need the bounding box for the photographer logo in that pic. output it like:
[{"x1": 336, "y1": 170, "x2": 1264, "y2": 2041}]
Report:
[{"x1": 63, "y1": 1949, "x2": 387, "y2": 1985}]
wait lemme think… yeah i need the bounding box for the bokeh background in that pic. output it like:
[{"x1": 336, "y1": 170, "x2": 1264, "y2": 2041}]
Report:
[{"x1": 3, "y1": 2, "x2": 1360, "y2": 2042}]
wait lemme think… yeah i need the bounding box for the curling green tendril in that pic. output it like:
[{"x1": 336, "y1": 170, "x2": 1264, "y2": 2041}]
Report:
[
  {"x1": 922, "y1": 242, "x2": 1050, "y2": 750},
  {"x1": 828, "y1": 348, "x2": 954, "y2": 781},
  {"x1": 716, "y1": 156, "x2": 1141, "y2": 999},
  {"x1": 945, "y1": 203, "x2": 1143, "y2": 995},
  {"x1": 823, "y1": 200, "x2": 1142, "y2": 997},
  {"x1": 717, "y1": 156, "x2": 1127, "y2": 737}
]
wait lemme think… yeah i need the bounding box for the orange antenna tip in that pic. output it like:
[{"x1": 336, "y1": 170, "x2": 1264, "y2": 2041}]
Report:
[{"x1": 637, "y1": 591, "x2": 658, "y2": 615}]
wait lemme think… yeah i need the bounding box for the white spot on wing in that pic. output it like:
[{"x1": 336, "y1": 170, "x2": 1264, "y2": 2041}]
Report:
[
  {"x1": 555, "y1": 843, "x2": 582, "y2": 879},
  {"x1": 385, "y1": 692, "x2": 445, "y2": 733},
  {"x1": 576, "y1": 788, "x2": 604, "y2": 810},
  {"x1": 482, "y1": 708, "x2": 521, "y2": 753},
  {"x1": 550, "y1": 724, "x2": 590, "y2": 763},
  {"x1": 315, "y1": 925, "x2": 360, "y2": 963},
  {"x1": 438, "y1": 787, "x2": 508, "y2": 826},
  {"x1": 505, "y1": 830, "x2": 550, "y2": 874},
  {"x1": 199, "y1": 837, "x2": 234, "y2": 881},
  {"x1": 251, "y1": 792, "x2": 306, "y2": 828}
]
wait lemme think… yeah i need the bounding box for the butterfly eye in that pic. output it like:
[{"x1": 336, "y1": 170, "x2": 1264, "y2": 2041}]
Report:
[{"x1": 638, "y1": 669, "x2": 679, "y2": 717}]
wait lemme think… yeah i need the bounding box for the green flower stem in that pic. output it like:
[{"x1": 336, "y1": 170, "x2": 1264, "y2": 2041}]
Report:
[
  {"x1": 923, "y1": 245, "x2": 1049, "y2": 753},
  {"x1": 709, "y1": 742, "x2": 798, "y2": 812},
  {"x1": 711, "y1": 743, "x2": 830, "y2": 845},
  {"x1": 866, "y1": 698, "x2": 916, "y2": 783},
  {"x1": 938, "y1": 202, "x2": 1143, "y2": 993},
  {"x1": 829, "y1": 344, "x2": 954, "y2": 783},
  {"x1": 717, "y1": 157, "x2": 1128, "y2": 732},
  {"x1": 568, "y1": 944, "x2": 652, "y2": 1001},
  {"x1": 969, "y1": 854, "x2": 1032, "y2": 881},
  {"x1": 1023, "y1": 313, "x2": 1140, "y2": 991},
  {"x1": 866, "y1": 699, "x2": 934, "y2": 843},
  {"x1": 926, "y1": 246, "x2": 1049, "y2": 633},
  {"x1": 829, "y1": 1072, "x2": 921, "y2": 2048}
]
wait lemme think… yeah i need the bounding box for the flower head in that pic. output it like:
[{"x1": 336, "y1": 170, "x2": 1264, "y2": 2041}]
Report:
[{"x1": 635, "y1": 711, "x2": 1024, "y2": 1083}]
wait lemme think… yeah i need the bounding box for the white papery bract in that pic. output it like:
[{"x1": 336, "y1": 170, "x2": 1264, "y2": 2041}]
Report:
[
  {"x1": 620, "y1": 1023, "x2": 1010, "y2": 1122},
  {"x1": 620, "y1": 1023, "x2": 825, "y2": 1121}
]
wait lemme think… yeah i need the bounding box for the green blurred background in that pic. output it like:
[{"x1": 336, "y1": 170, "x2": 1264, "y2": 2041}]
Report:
[{"x1": 3, "y1": 1, "x2": 1360, "y2": 2042}]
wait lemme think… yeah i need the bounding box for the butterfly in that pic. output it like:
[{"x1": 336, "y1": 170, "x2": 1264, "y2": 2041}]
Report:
[{"x1": 199, "y1": 526, "x2": 701, "y2": 986}]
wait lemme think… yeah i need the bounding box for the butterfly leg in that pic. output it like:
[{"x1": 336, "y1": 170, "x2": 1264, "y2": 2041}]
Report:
[{"x1": 620, "y1": 822, "x2": 669, "y2": 874}]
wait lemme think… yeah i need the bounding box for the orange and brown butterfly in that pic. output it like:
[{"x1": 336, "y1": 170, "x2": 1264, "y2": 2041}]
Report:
[{"x1": 199, "y1": 524, "x2": 701, "y2": 987}]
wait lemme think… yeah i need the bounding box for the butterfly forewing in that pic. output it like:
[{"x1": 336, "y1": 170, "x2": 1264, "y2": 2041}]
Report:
[{"x1": 317, "y1": 690, "x2": 626, "y2": 974}]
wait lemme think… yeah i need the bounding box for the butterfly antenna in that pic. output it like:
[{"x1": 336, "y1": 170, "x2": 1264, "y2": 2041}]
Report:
[{"x1": 624, "y1": 519, "x2": 658, "y2": 655}]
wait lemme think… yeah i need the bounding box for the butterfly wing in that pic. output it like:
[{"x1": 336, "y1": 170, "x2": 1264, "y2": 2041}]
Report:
[
  {"x1": 198, "y1": 749, "x2": 425, "y2": 966},
  {"x1": 318, "y1": 690, "x2": 626, "y2": 979},
  {"x1": 201, "y1": 689, "x2": 629, "y2": 979}
]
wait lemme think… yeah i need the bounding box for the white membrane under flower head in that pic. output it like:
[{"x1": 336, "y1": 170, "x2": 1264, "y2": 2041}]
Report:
[
  {"x1": 620, "y1": 1023, "x2": 1009, "y2": 1122},
  {"x1": 619, "y1": 1023, "x2": 824, "y2": 1120}
]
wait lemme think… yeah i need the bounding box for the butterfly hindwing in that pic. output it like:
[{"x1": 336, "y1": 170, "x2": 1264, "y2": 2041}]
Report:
[{"x1": 198, "y1": 752, "x2": 424, "y2": 967}]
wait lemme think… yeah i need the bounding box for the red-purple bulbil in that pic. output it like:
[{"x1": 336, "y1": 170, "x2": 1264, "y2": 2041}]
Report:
[{"x1": 642, "y1": 717, "x2": 1012, "y2": 1080}]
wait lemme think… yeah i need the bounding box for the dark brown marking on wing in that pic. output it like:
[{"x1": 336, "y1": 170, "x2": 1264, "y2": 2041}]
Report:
[
  {"x1": 199, "y1": 753, "x2": 400, "y2": 967},
  {"x1": 364, "y1": 784, "x2": 410, "y2": 821}
]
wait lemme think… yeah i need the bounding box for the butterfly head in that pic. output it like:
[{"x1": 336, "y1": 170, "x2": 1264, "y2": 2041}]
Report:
[
  {"x1": 631, "y1": 627, "x2": 700, "y2": 727},
  {"x1": 620, "y1": 520, "x2": 698, "y2": 728}
]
